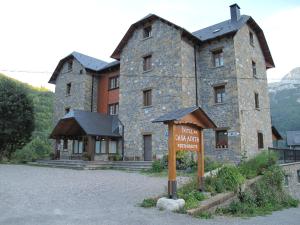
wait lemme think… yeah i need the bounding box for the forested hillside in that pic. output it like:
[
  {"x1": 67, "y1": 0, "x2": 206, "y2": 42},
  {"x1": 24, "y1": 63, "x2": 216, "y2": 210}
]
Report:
[
  {"x1": 269, "y1": 67, "x2": 300, "y2": 140},
  {"x1": 0, "y1": 74, "x2": 54, "y2": 162}
]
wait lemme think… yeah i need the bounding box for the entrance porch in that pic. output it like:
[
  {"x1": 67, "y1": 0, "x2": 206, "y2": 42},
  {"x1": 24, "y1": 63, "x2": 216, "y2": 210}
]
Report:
[{"x1": 50, "y1": 110, "x2": 123, "y2": 161}]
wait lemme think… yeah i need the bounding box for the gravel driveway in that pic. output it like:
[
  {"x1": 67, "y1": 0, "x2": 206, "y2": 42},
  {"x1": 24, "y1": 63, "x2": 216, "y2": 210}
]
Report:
[{"x1": 0, "y1": 164, "x2": 299, "y2": 225}]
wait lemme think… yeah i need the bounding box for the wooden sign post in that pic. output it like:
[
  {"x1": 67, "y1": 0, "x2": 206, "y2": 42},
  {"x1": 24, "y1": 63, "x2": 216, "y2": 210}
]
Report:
[{"x1": 153, "y1": 107, "x2": 216, "y2": 199}]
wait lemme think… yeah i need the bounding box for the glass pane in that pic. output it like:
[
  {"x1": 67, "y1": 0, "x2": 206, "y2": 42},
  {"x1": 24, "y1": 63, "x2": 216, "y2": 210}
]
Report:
[
  {"x1": 78, "y1": 141, "x2": 83, "y2": 154},
  {"x1": 95, "y1": 141, "x2": 101, "y2": 154},
  {"x1": 73, "y1": 140, "x2": 78, "y2": 154},
  {"x1": 109, "y1": 140, "x2": 117, "y2": 154},
  {"x1": 101, "y1": 140, "x2": 106, "y2": 153}
]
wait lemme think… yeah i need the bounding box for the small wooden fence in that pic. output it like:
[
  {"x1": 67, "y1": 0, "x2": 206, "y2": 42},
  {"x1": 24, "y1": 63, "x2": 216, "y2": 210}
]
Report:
[{"x1": 268, "y1": 147, "x2": 300, "y2": 164}]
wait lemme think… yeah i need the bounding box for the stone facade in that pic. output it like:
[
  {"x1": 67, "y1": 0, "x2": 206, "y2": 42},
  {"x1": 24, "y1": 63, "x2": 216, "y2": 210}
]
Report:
[
  {"x1": 281, "y1": 162, "x2": 300, "y2": 200},
  {"x1": 53, "y1": 58, "x2": 98, "y2": 157},
  {"x1": 119, "y1": 20, "x2": 197, "y2": 160},
  {"x1": 51, "y1": 8, "x2": 273, "y2": 163}
]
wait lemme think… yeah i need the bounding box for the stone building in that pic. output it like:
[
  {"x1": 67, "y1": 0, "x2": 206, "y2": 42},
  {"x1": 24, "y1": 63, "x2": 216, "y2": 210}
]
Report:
[{"x1": 49, "y1": 4, "x2": 274, "y2": 162}]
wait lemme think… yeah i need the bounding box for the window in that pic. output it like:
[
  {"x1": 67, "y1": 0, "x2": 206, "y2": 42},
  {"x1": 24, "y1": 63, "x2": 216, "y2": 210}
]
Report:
[
  {"x1": 101, "y1": 139, "x2": 107, "y2": 153},
  {"x1": 249, "y1": 32, "x2": 254, "y2": 46},
  {"x1": 143, "y1": 89, "x2": 152, "y2": 106},
  {"x1": 257, "y1": 132, "x2": 264, "y2": 149},
  {"x1": 67, "y1": 60, "x2": 73, "y2": 71},
  {"x1": 252, "y1": 61, "x2": 257, "y2": 77},
  {"x1": 79, "y1": 69, "x2": 83, "y2": 74},
  {"x1": 65, "y1": 107, "x2": 70, "y2": 114},
  {"x1": 143, "y1": 26, "x2": 152, "y2": 38},
  {"x1": 214, "y1": 85, "x2": 225, "y2": 103},
  {"x1": 216, "y1": 130, "x2": 228, "y2": 148},
  {"x1": 255, "y1": 92, "x2": 259, "y2": 109},
  {"x1": 143, "y1": 55, "x2": 152, "y2": 71},
  {"x1": 95, "y1": 141, "x2": 101, "y2": 154},
  {"x1": 212, "y1": 49, "x2": 224, "y2": 67},
  {"x1": 66, "y1": 83, "x2": 71, "y2": 96},
  {"x1": 73, "y1": 140, "x2": 83, "y2": 154},
  {"x1": 109, "y1": 76, "x2": 119, "y2": 90},
  {"x1": 297, "y1": 170, "x2": 300, "y2": 183},
  {"x1": 109, "y1": 140, "x2": 117, "y2": 154},
  {"x1": 109, "y1": 103, "x2": 119, "y2": 115},
  {"x1": 63, "y1": 139, "x2": 68, "y2": 149}
]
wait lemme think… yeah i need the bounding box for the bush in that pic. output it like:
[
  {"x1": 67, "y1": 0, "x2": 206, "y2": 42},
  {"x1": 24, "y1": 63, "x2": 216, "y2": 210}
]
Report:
[
  {"x1": 238, "y1": 151, "x2": 278, "y2": 179},
  {"x1": 151, "y1": 160, "x2": 164, "y2": 173},
  {"x1": 82, "y1": 152, "x2": 91, "y2": 161},
  {"x1": 205, "y1": 157, "x2": 222, "y2": 172},
  {"x1": 205, "y1": 165, "x2": 245, "y2": 194},
  {"x1": 219, "y1": 165, "x2": 299, "y2": 217},
  {"x1": 11, "y1": 136, "x2": 52, "y2": 163},
  {"x1": 140, "y1": 198, "x2": 157, "y2": 208}
]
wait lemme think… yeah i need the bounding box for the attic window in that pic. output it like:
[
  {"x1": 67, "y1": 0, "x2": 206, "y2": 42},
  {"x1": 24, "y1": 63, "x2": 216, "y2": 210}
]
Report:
[
  {"x1": 213, "y1": 28, "x2": 222, "y2": 33},
  {"x1": 143, "y1": 26, "x2": 152, "y2": 38},
  {"x1": 249, "y1": 32, "x2": 254, "y2": 46},
  {"x1": 67, "y1": 60, "x2": 73, "y2": 71}
]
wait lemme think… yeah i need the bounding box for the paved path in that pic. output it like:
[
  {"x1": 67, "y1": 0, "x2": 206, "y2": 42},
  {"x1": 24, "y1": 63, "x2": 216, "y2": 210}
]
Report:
[{"x1": 0, "y1": 164, "x2": 299, "y2": 225}]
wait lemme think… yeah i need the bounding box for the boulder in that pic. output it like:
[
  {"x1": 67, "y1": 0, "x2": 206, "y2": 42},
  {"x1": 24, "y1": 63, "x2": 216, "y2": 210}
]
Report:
[{"x1": 156, "y1": 197, "x2": 185, "y2": 211}]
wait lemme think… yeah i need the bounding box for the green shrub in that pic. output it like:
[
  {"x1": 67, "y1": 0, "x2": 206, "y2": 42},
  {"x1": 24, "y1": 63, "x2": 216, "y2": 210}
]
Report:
[
  {"x1": 140, "y1": 198, "x2": 157, "y2": 208},
  {"x1": 12, "y1": 148, "x2": 38, "y2": 163},
  {"x1": 205, "y1": 157, "x2": 222, "y2": 172},
  {"x1": 238, "y1": 151, "x2": 278, "y2": 179},
  {"x1": 151, "y1": 160, "x2": 164, "y2": 173},
  {"x1": 82, "y1": 152, "x2": 91, "y2": 161},
  {"x1": 219, "y1": 165, "x2": 299, "y2": 217},
  {"x1": 193, "y1": 211, "x2": 213, "y2": 219}
]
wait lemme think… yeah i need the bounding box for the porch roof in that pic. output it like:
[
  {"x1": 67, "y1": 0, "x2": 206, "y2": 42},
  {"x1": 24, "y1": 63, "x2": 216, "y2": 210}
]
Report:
[{"x1": 50, "y1": 110, "x2": 121, "y2": 139}]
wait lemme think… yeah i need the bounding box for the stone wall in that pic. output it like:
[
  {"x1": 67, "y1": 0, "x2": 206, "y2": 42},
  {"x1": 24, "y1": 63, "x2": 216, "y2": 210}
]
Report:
[
  {"x1": 197, "y1": 36, "x2": 241, "y2": 162},
  {"x1": 234, "y1": 24, "x2": 272, "y2": 158},
  {"x1": 119, "y1": 20, "x2": 197, "y2": 160},
  {"x1": 281, "y1": 162, "x2": 300, "y2": 200},
  {"x1": 53, "y1": 58, "x2": 97, "y2": 157}
]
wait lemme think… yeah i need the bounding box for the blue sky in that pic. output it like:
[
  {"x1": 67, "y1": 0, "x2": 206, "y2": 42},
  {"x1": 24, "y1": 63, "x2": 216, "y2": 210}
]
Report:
[{"x1": 0, "y1": 0, "x2": 300, "y2": 90}]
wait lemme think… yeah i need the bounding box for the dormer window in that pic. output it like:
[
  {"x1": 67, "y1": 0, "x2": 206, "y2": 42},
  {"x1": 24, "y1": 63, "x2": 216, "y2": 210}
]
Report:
[
  {"x1": 143, "y1": 26, "x2": 152, "y2": 39},
  {"x1": 67, "y1": 60, "x2": 73, "y2": 71}
]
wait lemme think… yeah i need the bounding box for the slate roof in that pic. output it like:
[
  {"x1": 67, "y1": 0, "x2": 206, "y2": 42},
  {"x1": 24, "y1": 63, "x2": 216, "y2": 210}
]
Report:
[
  {"x1": 287, "y1": 131, "x2": 300, "y2": 146},
  {"x1": 192, "y1": 15, "x2": 250, "y2": 41},
  {"x1": 97, "y1": 60, "x2": 120, "y2": 73},
  {"x1": 111, "y1": 14, "x2": 202, "y2": 59},
  {"x1": 50, "y1": 110, "x2": 121, "y2": 138},
  {"x1": 152, "y1": 106, "x2": 216, "y2": 128},
  {"x1": 49, "y1": 51, "x2": 108, "y2": 84},
  {"x1": 192, "y1": 15, "x2": 274, "y2": 68}
]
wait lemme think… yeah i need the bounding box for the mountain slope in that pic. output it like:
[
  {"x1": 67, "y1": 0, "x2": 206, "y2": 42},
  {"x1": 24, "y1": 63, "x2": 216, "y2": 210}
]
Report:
[{"x1": 269, "y1": 67, "x2": 300, "y2": 137}]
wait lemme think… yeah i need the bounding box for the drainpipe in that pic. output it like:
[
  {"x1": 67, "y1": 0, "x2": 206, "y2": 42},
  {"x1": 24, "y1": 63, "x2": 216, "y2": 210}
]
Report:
[
  {"x1": 194, "y1": 45, "x2": 199, "y2": 106},
  {"x1": 91, "y1": 75, "x2": 94, "y2": 112}
]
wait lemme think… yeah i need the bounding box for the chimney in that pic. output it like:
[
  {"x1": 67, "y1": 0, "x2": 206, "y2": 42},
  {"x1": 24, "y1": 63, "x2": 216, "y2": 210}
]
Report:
[{"x1": 230, "y1": 3, "x2": 240, "y2": 22}]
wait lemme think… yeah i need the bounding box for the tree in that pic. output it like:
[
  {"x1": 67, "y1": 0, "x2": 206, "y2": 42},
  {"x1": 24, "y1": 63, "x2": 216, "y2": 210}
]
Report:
[{"x1": 0, "y1": 76, "x2": 35, "y2": 160}]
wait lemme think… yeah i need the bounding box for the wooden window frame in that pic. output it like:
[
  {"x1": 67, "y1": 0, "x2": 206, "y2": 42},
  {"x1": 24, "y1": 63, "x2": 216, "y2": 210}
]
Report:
[
  {"x1": 143, "y1": 55, "x2": 152, "y2": 72},
  {"x1": 212, "y1": 49, "x2": 224, "y2": 67},
  {"x1": 143, "y1": 89, "x2": 152, "y2": 107},
  {"x1": 214, "y1": 85, "x2": 225, "y2": 104},
  {"x1": 143, "y1": 26, "x2": 152, "y2": 39},
  {"x1": 215, "y1": 130, "x2": 228, "y2": 149},
  {"x1": 108, "y1": 76, "x2": 120, "y2": 90},
  {"x1": 257, "y1": 132, "x2": 264, "y2": 149},
  {"x1": 108, "y1": 103, "x2": 119, "y2": 115}
]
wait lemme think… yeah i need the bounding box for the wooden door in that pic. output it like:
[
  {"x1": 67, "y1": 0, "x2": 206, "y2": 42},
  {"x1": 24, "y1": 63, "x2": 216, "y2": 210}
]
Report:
[{"x1": 143, "y1": 135, "x2": 152, "y2": 161}]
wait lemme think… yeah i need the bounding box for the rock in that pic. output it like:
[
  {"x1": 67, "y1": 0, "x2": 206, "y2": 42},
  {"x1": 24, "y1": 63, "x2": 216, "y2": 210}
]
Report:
[{"x1": 156, "y1": 197, "x2": 185, "y2": 211}]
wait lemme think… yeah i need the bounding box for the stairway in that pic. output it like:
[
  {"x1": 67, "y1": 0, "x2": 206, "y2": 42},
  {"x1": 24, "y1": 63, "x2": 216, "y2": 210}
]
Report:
[{"x1": 30, "y1": 160, "x2": 152, "y2": 171}]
